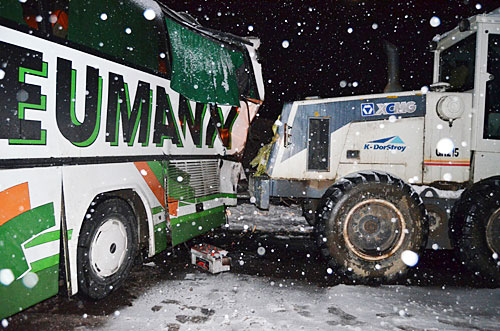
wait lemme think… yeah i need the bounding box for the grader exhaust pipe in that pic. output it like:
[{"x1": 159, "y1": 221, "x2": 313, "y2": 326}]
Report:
[{"x1": 383, "y1": 41, "x2": 403, "y2": 93}]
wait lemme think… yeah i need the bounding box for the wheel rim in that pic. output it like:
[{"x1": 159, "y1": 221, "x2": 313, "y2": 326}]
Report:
[
  {"x1": 486, "y1": 207, "x2": 500, "y2": 256},
  {"x1": 89, "y1": 217, "x2": 128, "y2": 278},
  {"x1": 343, "y1": 199, "x2": 406, "y2": 261}
]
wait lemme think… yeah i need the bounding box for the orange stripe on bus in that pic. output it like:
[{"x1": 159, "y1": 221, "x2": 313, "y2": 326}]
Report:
[
  {"x1": 134, "y1": 162, "x2": 166, "y2": 208},
  {"x1": 246, "y1": 98, "x2": 263, "y2": 104},
  {"x1": 0, "y1": 182, "x2": 31, "y2": 227},
  {"x1": 167, "y1": 197, "x2": 178, "y2": 217}
]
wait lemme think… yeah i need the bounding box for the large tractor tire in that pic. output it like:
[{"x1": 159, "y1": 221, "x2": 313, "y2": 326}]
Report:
[
  {"x1": 315, "y1": 171, "x2": 428, "y2": 283},
  {"x1": 449, "y1": 176, "x2": 500, "y2": 285},
  {"x1": 77, "y1": 198, "x2": 138, "y2": 299}
]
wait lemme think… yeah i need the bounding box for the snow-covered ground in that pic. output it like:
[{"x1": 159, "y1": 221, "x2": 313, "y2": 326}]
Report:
[
  {"x1": 98, "y1": 271, "x2": 500, "y2": 331},
  {"x1": 98, "y1": 203, "x2": 500, "y2": 331}
]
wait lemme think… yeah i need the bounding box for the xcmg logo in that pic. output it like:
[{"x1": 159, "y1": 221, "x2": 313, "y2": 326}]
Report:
[
  {"x1": 361, "y1": 101, "x2": 417, "y2": 116},
  {"x1": 363, "y1": 136, "x2": 407, "y2": 152}
]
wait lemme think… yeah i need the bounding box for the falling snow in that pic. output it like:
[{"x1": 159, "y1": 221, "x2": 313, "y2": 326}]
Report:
[
  {"x1": 436, "y1": 137, "x2": 455, "y2": 155},
  {"x1": 401, "y1": 250, "x2": 419, "y2": 267},
  {"x1": 51, "y1": 203, "x2": 499, "y2": 331},
  {"x1": 0, "y1": 269, "x2": 14, "y2": 286},
  {"x1": 143, "y1": 9, "x2": 156, "y2": 21},
  {"x1": 1, "y1": 1, "x2": 500, "y2": 328},
  {"x1": 430, "y1": 16, "x2": 441, "y2": 27}
]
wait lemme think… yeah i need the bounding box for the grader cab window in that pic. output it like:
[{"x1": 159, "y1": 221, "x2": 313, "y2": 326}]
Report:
[
  {"x1": 485, "y1": 34, "x2": 500, "y2": 140},
  {"x1": 440, "y1": 33, "x2": 476, "y2": 92}
]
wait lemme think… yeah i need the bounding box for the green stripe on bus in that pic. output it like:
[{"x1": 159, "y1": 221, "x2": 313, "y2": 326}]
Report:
[
  {"x1": 30, "y1": 254, "x2": 59, "y2": 274},
  {"x1": 24, "y1": 231, "x2": 58, "y2": 248},
  {"x1": 24, "y1": 229, "x2": 73, "y2": 248},
  {"x1": 0, "y1": 265, "x2": 59, "y2": 320},
  {"x1": 182, "y1": 193, "x2": 236, "y2": 204},
  {"x1": 172, "y1": 205, "x2": 225, "y2": 223},
  {"x1": 171, "y1": 205, "x2": 225, "y2": 246},
  {"x1": 154, "y1": 222, "x2": 167, "y2": 254},
  {"x1": 151, "y1": 206, "x2": 164, "y2": 215},
  {"x1": 0, "y1": 203, "x2": 55, "y2": 279},
  {"x1": 147, "y1": 161, "x2": 165, "y2": 188}
]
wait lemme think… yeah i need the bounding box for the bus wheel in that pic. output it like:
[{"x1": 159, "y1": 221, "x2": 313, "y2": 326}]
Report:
[
  {"x1": 315, "y1": 172, "x2": 428, "y2": 283},
  {"x1": 450, "y1": 177, "x2": 500, "y2": 285},
  {"x1": 77, "y1": 198, "x2": 138, "y2": 299}
]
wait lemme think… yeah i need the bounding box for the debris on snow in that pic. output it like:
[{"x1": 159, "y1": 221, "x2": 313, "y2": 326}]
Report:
[{"x1": 191, "y1": 243, "x2": 231, "y2": 274}]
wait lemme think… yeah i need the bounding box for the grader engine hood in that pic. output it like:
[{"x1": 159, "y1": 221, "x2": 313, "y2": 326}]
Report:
[
  {"x1": 265, "y1": 92, "x2": 426, "y2": 178},
  {"x1": 250, "y1": 89, "x2": 473, "y2": 210}
]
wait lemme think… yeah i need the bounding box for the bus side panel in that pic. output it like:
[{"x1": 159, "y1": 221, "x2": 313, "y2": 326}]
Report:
[
  {"x1": 166, "y1": 160, "x2": 227, "y2": 246},
  {"x1": 62, "y1": 163, "x2": 165, "y2": 296},
  {"x1": 219, "y1": 160, "x2": 241, "y2": 206},
  {"x1": 0, "y1": 25, "x2": 229, "y2": 162},
  {"x1": 170, "y1": 204, "x2": 226, "y2": 246},
  {"x1": 225, "y1": 100, "x2": 261, "y2": 156},
  {"x1": 0, "y1": 168, "x2": 62, "y2": 319}
]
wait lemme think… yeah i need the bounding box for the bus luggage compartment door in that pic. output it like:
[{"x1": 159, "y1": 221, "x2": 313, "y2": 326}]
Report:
[{"x1": 0, "y1": 167, "x2": 62, "y2": 319}]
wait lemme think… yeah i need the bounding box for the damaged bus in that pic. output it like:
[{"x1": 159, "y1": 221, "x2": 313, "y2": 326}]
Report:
[{"x1": 0, "y1": 0, "x2": 264, "y2": 318}]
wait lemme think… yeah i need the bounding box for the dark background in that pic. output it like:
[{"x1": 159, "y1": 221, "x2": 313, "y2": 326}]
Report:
[{"x1": 162, "y1": 0, "x2": 500, "y2": 159}]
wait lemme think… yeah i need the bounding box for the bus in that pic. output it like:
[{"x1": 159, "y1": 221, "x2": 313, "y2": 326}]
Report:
[{"x1": 0, "y1": 0, "x2": 264, "y2": 318}]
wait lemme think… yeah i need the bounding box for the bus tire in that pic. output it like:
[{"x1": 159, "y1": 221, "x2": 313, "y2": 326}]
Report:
[
  {"x1": 315, "y1": 171, "x2": 428, "y2": 283},
  {"x1": 77, "y1": 198, "x2": 138, "y2": 300},
  {"x1": 449, "y1": 177, "x2": 500, "y2": 285}
]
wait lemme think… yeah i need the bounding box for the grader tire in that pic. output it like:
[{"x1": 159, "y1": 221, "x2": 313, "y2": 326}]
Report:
[
  {"x1": 449, "y1": 177, "x2": 500, "y2": 285},
  {"x1": 315, "y1": 171, "x2": 428, "y2": 283}
]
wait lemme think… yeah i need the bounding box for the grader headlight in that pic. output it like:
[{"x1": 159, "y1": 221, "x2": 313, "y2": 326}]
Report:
[{"x1": 436, "y1": 95, "x2": 465, "y2": 126}]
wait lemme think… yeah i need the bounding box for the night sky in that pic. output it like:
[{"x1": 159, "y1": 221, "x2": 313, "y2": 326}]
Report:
[{"x1": 163, "y1": 0, "x2": 499, "y2": 121}]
